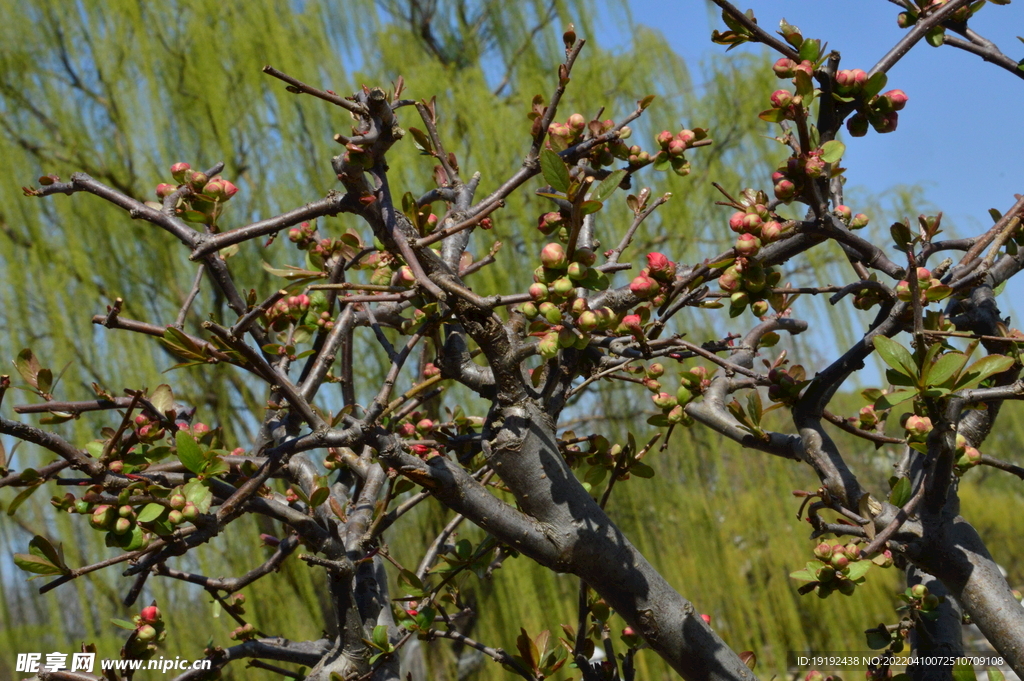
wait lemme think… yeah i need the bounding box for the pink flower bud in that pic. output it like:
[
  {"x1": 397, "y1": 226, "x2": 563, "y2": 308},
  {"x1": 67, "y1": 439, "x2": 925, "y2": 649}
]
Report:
[
  {"x1": 761, "y1": 221, "x2": 783, "y2": 242},
  {"x1": 794, "y1": 60, "x2": 814, "y2": 78},
  {"x1": 188, "y1": 172, "x2": 208, "y2": 190},
  {"x1": 700, "y1": 613, "x2": 712, "y2": 625},
  {"x1": 529, "y1": 283, "x2": 549, "y2": 302},
  {"x1": 170, "y1": 162, "x2": 191, "y2": 183},
  {"x1": 540, "y1": 242, "x2": 568, "y2": 269},
  {"x1": 850, "y1": 213, "x2": 870, "y2": 229},
  {"x1": 577, "y1": 310, "x2": 599, "y2": 332},
  {"x1": 668, "y1": 139, "x2": 687, "y2": 157},
  {"x1": 156, "y1": 183, "x2": 177, "y2": 199},
  {"x1": 537, "y1": 212, "x2": 563, "y2": 235},
  {"x1": 676, "y1": 129, "x2": 696, "y2": 145},
  {"x1": 741, "y1": 213, "x2": 763, "y2": 233},
  {"x1": 770, "y1": 89, "x2": 793, "y2": 109},
  {"x1": 774, "y1": 179, "x2": 796, "y2": 201},
  {"x1": 622, "y1": 314, "x2": 643, "y2": 335},
  {"x1": 656, "y1": 130, "x2": 674, "y2": 147},
  {"x1": 140, "y1": 606, "x2": 161, "y2": 623},
  {"x1": 652, "y1": 392, "x2": 676, "y2": 409},
  {"x1": 718, "y1": 267, "x2": 742, "y2": 293},
  {"x1": 915, "y1": 267, "x2": 931, "y2": 282},
  {"x1": 630, "y1": 274, "x2": 660, "y2": 299},
  {"x1": 772, "y1": 58, "x2": 796, "y2": 78},
  {"x1": 567, "y1": 113, "x2": 586, "y2": 131},
  {"x1": 881, "y1": 89, "x2": 909, "y2": 112},
  {"x1": 735, "y1": 233, "x2": 761, "y2": 257},
  {"x1": 728, "y1": 211, "x2": 746, "y2": 233},
  {"x1": 646, "y1": 252, "x2": 676, "y2": 282},
  {"x1": 834, "y1": 205, "x2": 852, "y2": 223},
  {"x1": 905, "y1": 415, "x2": 932, "y2": 436}
]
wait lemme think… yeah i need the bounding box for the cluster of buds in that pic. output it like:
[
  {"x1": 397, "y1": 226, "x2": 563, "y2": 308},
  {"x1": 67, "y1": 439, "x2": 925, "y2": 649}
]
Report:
[
  {"x1": 547, "y1": 113, "x2": 588, "y2": 149},
  {"x1": 157, "y1": 162, "x2": 239, "y2": 227},
  {"x1": 765, "y1": 86, "x2": 805, "y2": 122},
  {"x1": 545, "y1": 113, "x2": 633, "y2": 169},
  {"x1": 846, "y1": 89, "x2": 908, "y2": 137},
  {"x1": 266, "y1": 291, "x2": 332, "y2": 333},
  {"x1": 809, "y1": 541, "x2": 866, "y2": 597},
  {"x1": 894, "y1": 267, "x2": 945, "y2": 304},
  {"x1": 772, "y1": 57, "x2": 815, "y2": 80},
  {"x1": 127, "y1": 604, "x2": 166, "y2": 658},
  {"x1": 954, "y1": 433, "x2": 983, "y2": 475},
  {"x1": 229, "y1": 622, "x2": 257, "y2": 641},
  {"x1": 718, "y1": 256, "x2": 781, "y2": 319},
  {"x1": 132, "y1": 412, "x2": 167, "y2": 443},
  {"x1": 902, "y1": 413, "x2": 932, "y2": 445},
  {"x1": 832, "y1": 204, "x2": 870, "y2": 230},
  {"x1": 166, "y1": 487, "x2": 200, "y2": 526},
  {"x1": 647, "y1": 364, "x2": 710, "y2": 426},
  {"x1": 651, "y1": 127, "x2": 707, "y2": 176},
  {"x1": 767, "y1": 365, "x2": 807, "y2": 403},
  {"x1": 898, "y1": 0, "x2": 977, "y2": 29}
]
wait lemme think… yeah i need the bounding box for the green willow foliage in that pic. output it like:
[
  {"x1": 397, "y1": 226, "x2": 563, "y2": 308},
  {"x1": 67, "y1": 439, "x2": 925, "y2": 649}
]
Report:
[{"x1": 3, "y1": 2, "x2": 1021, "y2": 680}]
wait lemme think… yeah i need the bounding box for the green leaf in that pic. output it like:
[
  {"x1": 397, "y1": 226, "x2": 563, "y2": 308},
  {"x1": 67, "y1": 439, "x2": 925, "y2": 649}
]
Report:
[
  {"x1": 309, "y1": 486, "x2": 330, "y2": 508},
  {"x1": 926, "y1": 26, "x2": 946, "y2": 48},
  {"x1": 540, "y1": 149, "x2": 570, "y2": 193},
  {"x1": 150, "y1": 384, "x2": 175, "y2": 416},
  {"x1": 789, "y1": 568, "x2": 818, "y2": 583},
  {"x1": 183, "y1": 478, "x2": 213, "y2": 514},
  {"x1": 630, "y1": 461, "x2": 655, "y2": 478},
  {"x1": 29, "y1": 535, "x2": 67, "y2": 572},
  {"x1": 589, "y1": 169, "x2": 626, "y2": 203},
  {"x1": 873, "y1": 336, "x2": 917, "y2": 379},
  {"x1": 13, "y1": 552, "x2": 64, "y2": 576},
  {"x1": 798, "y1": 37, "x2": 820, "y2": 63},
  {"x1": 845, "y1": 561, "x2": 871, "y2": 581},
  {"x1": 372, "y1": 624, "x2": 390, "y2": 650},
  {"x1": 7, "y1": 482, "x2": 42, "y2": 516},
  {"x1": 408, "y1": 127, "x2": 433, "y2": 155},
  {"x1": 15, "y1": 348, "x2": 41, "y2": 388},
  {"x1": 865, "y1": 627, "x2": 892, "y2": 650},
  {"x1": 889, "y1": 476, "x2": 912, "y2": 507},
  {"x1": 176, "y1": 430, "x2": 205, "y2": 474},
  {"x1": 136, "y1": 503, "x2": 166, "y2": 523},
  {"x1": 758, "y1": 108, "x2": 787, "y2": 123},
  {"x1": 863, "y1": 72, "x2": 888, "y2": 99},
  {"x1": 638, "y1": 94, "x2": 655, "y2": 111},
  {"x1": 820, "y1": 140, "x2": 845, "y2": 164},
  {"x1": 925, "y1": 352, "x2": 967, "y2": 387},
  {"x1": 579, "y1": 200, "x2": 603, "y2": 215},
  {"x1": 876, "y1": 389, "x2": 916, "y2": 410},
  {"x1": 986, "y1": 669, "x2": 1005, "y2": 681},
  {"x1": 111, "y1": 618, "x2": 138, "y2": 630},
  {"x1": 955, "y1": 354, "x2": 1015, "y2": 390}
]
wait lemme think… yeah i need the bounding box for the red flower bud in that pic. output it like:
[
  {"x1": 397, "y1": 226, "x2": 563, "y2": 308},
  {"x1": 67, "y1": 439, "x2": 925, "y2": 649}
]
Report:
[
  {"x1": 770, "y1": 89, "x2": 793, "y2": 109},
  {"x1": 656, "y1": 130, "x2": 674, "y2": 147},
  {"x1": 718, "y1": 266, "x2": 742, "y2": 293},
  {"x1": 646, "y1": 252, "x2": 676, "y2": 282},
  {"x1": 170, "y1": 162, "x2": 191, "y2": 183},
  {"x1": 156, "y1": 183, "x2": 177, "y2": 199},
  {"x1": 537, "y1": 212, "x2": 563, "y2": 235},
  {"x1": 741, "y1": 213, "x2": 763, "y2": 233},
  {"x1": 881, "y1": 89, "x2": 909, "y2": 112},
  {"x1": 761, "y1": 221, "x2": 784, "y2": 242},
  {"x1": 850, "y1": 213, "x2": 870, "y2": 229},
  {"x1": 630, "y1": 274, "x2": 660, "y2": 299},
  {"x1": 774, "y1": 180, "x2": 796, "y2": 201},
  {"x1": 700, "y1": 613, "x2": 712, "y2": 625},
  {"x1": 140, "y1": 605, "x2": 161, "y2": 623},
  {"x1": 728, "y1": 211, "x2": 746, "y2": 233},
  {"x1": 622, "y1": 314, "x2": 643, "y2": 335}
]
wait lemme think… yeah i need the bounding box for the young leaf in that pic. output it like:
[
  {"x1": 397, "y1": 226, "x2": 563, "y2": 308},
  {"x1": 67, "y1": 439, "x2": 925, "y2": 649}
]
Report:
[
  {"x1": 29, "y1": 535, "x2": 68, "y2": 572},
  {"x1": 863, "y1": 72, "x2": 888, "y2": 98},
  {"x1": 955, "y1": 354, "x2": 1015, "y2": 391},
  {"x1": 873, "y1": 336, "x2": 917, "y2": 380},
  {"x1": 136, "y1": 503, "x2": 166, "y2": 523},
  {"x1": 820, "y1": 140, "x2": 845, "y2": 164},
  {"x1": 844, "y1": 561, "x2": 871, "y2": 581},
  {"x1": 540, "y1": 149, "x2": 570, "y2": 193},
  {"x1": 789, "y1": 567, "x2": 818, "y2": 582},
  {"x1": 889, "y1": 476, "x2": 912, "y2": 507},
  {"x1": 13, "y1": 552, "x2": 64, "y2": 576},
  {"x1": 952, "y1": 658, "x2": 978, "y2": 681},
  {"x1": 924, "y1": 352, "x2": 967, "y2": 387},
  {"x1": 589, "y1": 169, "x2": 626, "y2": 203},
  {"x1": 176, "y1": 430, "x2": 205, "y2": 475}
]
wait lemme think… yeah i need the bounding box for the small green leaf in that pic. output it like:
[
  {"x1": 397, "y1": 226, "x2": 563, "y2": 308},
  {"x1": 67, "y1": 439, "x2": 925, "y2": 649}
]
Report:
[
  {"x1": 876, "y1": 389, "x2": 916, "y2": 410},
  {"x1": 372, "y1": 624, "x2": 390, "y2": 650},
  {"x1": 15, "y1": 349, "x2": 41, "y2": 388},
  {"x1": 873, "y1": 336, "x2": 917, "y2": 379},
  {"x1": 926, "y1": 26, "x2": 946, "y2": 48},
  {"x1": 955, "y1": 354, "x2": 1015, "y2": 390},
  {"x1": 986, "y1": 669, "x2": 1005, "y2": 681},
  {"x1": 309, "y1": 487, "x2": 330, "y2": 508},
  {"x1": 820, "y1": 140, "x2": 845, "y2": 164},
  {"x1": 589, "y1": 169, "x2": 626, "y2": 203},
  {"x1": 13, "y1": 553, "x2": 63, "y2": 576},
  {"x1": 111, "y1": 618, "x2": 138, "y2": 630},
  {"x1": 789, "y1": 568, "x2": 818, "y2": 583},
  {"x1": 758, "y1": 108, "x2": 787, "y2": 123},
  {"x1": 579, "y1": 200, "x2": 603, "y2": 215},
  {"x1": 798, "y1": 38, "x2": 820, "y2": 63},
  {"x1": 408, "y1": 127, "x2": 433, "y2": 155},
  {"x1": 176, "y1": 431, "x2": 205, "y2": 475},
  {"x1": 845, "y1": 561, "x2": 871, "y2": 581},
  {"x1": 638, "y1": 95, "x2": 655, "y2": 111},
  {"x1": 150, "y1": 384, "x2": 175, "y2": 416},
  {"x1": 183, "y1": 478, "x2": 213, "y2": 514},
  {"x1": 890, "y1": 476, "x2": 912, "y2": 507},
  {"x1": 863, "y1": 72, "x2": 888, "y2": 98},
  {"x1": 7, "y1": 482, "x2": 42, "y2": 516},
  {"x1": 540, "y1": 149, "x2": 570, "y2": 193},
  {"x1": 29, "y1": 535, "x2": 67, "y2": 572},
  {"x1": 630, "y1": 461, "x2": 655, "y2": 478},
  {"x1": 925, "y1": 352, "x2": 967, "y2": 387},
  {"x1": 136, "y1": 503, "x2": 166, "y2": 523}
]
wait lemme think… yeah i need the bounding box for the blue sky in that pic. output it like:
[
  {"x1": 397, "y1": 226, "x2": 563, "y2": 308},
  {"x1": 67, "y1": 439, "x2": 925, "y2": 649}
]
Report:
[{"x1": 600, "y1": 0, "x2": 1024, "y2": 322}]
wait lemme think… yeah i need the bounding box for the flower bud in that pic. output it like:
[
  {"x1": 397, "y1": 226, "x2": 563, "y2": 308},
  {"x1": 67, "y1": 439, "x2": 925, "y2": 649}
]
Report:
[
  {"x1": 181, "y1": 502, "x2": 198, "y2": 521},
  {"x1": 700, "y1": 613, "x2": 712, "y2": 625},
  {"x1": 646, "y1": 252, "x2": 676, "y2": 282},
  {"x1": 540, "y1": 242, "x2": 568, "y2": 270},
  {"x1": 574, "y1": 247, "x2": 597, "y2": 266},
  {"x1": 567, "y1": 261, "x2": 588, "y2": 281},
  {"x1": 830, "y1": 553, "x2": 849, "y2": 570},
  {"x1": 567, "y1": 113, "x2": 586, "y2": 131},
  {"x1": 750, "y1": 300, "x2": 769, "y2": 317},
  {"x1": 652, "y1": 392, "x2": 677, "y2": 409},
  {"x1": 537, "y1": 212, "x2": 563, "y2": 235},
  {"x1": 735, "y1": 233, "x2": 761, "y2": 257},
  {"x1": 114, "y1": 517, "x2": 132, "y2": 535},
  {"x1": 170, "y1": 162, "x2": 191, "y2": 183},
  {"x1": 897, "y1": 12, "x2": 915, "y2": 28},
  {"x1": 880, "y1": 89, "x2": 909, "y2": 112},
  {"x1": 140, "y1": 605, "x2": 161, "y2": 623},
  {"x1": 539, "y1": 301, "x2": 562, "y2": 325},
  {"x1": 207, "y1": 179, "x2": 239, "y2": 200},
  {"x1": 806, "y1": 671, "x2": 825, "y2": 681},
  {"x1": 577, "y1": 310, "x2": 599, "y2": 332},
  {"x1": 774, "y1": 179, "x2": 796, "y2": 201},
  {"x1": 770, "y1": 89, "x2": 793, "y2": 109},
  {"x1": 529, "y1": 283, "x2": 549, "y2": 302},
  {"x1": 622, "y1": 314, "x2": 643, "y2": 336},
  {"x1": 520, "y1": 302, "x2": 539, "y2": 319},
  {"x1": 922, "y1": 594, "x2": 940, "y2": 610},
  {"x1": 814, "y1": 542, "x2": 834, "y2": 561},
  {"x1": 647, "y1": 363, "x2": 665, "y2": 378},
  {"x1": 910, "y1": 584, "x2": 929, "y2": 599},
  {"x1": 136, "y1": 624, "x2": 158, "y2": 642},
  {"x1": 895, "y1": 280, "x2": 912, "y2": 301},
  {"x1": 656, "y1": 130, "x2": 674, "y2": 147},
  {"x1": 718, "y1": 266, "x2": 742, "y2": 293},
  {"x1": 872, "y1": 111, "x2": 899, "y2": 133},
  {"x1": 728, "y1": 212, "x2": 746, "y2": 233},
  {"x1": 676, "y1": 385, "x2": 693, "y2": 405},
  {"x1": 905, "y1": 415, "x2": 932, "y2": 436},
  {"x1": 552, "y1": 276, "x2": 575, "y2": 297},
  {"x1": 834, "y1": 205, "x2": 852, "y2": 223},
  {"x1": 156, "y1": 183, "x2": 177, "y2": 199},
  {"x1": 741, "y1": 213, "x2": 763, "y2": 233},
  {"x1": 91, "y1": 505, "x2": 116, "y2": 530},
  {"x1": 761, "y1": 221, "x2": 784, "y2": 242},
  {"x1": 772, "y1": 58, "x2": 796, "y2": 78},
  {"x1": 850, "y1": 213, "x2": 870, "y2": 229},
  {"x1": 847, "y1": 113, "x2": 869, "y2": 137},
  {"x1": 188, "y1": 172, "x2": 208, "y2": 190},
  {"x1": 630, "y1": 274, "x2": 660, "y2": 299},
  {"x1": 538, "y1": 332, "x2": 559, "y2": 359}
]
